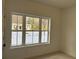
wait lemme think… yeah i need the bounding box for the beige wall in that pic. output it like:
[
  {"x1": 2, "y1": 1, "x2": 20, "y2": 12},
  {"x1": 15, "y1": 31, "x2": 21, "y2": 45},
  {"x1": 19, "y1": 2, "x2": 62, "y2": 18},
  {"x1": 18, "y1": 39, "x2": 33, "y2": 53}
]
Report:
[
  {"x1": 60, "y1": 7, "x2": 76, "y2": 57},
  {"x1": 4, "y1": 0, "x2": 76, "y2": 59},
  {"x1": 4, "y1": 0, "x2": 61, "y2": 59}
]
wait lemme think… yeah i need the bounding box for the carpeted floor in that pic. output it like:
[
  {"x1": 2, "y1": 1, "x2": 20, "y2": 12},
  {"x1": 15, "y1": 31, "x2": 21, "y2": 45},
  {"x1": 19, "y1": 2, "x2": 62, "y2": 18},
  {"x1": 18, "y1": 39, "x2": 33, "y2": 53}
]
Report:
[{"x1": 27, "y1": 52, "x2": 75, "y2": 59}]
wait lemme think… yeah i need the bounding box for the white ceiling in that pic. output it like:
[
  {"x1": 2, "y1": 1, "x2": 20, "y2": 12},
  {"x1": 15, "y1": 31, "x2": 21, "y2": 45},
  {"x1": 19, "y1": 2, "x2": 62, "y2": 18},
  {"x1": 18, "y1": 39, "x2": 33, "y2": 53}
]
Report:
[{"x1": 32, "y1": 0, "x2": 76, "y2": 8}]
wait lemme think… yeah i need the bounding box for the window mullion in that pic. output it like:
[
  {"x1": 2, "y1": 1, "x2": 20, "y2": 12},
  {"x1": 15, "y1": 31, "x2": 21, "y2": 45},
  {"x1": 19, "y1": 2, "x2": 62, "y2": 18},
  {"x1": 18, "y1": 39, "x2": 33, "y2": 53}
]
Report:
[
  {"x1": 22, "y1": 15, "x2": 26, "y2": 45},
  {"x1": 30, "y1": 18, "x2": 33, "y2": 44},
  {"x1": 16, "y1": 15, "x2": 18, "y2": 45},
  {"x1": 48, "y1": 19, "x2": 51, "y2": 43},
  {"x1": 39, "y1": 17, "x2": 42, "y2": 43}
]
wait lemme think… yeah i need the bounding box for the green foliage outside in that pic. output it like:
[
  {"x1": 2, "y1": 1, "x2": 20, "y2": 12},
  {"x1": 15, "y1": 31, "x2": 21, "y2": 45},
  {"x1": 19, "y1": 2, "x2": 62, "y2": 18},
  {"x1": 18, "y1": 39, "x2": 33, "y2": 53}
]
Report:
[{"x1": 27, "y1": 17, "x2": 48, "y2": 30}]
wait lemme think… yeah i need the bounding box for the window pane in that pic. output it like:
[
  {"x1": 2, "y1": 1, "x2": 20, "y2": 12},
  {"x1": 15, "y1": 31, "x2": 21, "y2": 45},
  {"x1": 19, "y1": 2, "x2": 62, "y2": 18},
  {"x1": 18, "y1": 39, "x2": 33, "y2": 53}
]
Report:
[
  {"x1": 42, "y1": 19, "x2": 48, "y2": 30},
  {"x1": 11, "y1": 32, "x2": 17, "y2": 46},
  {"x1": 11, "y1": 32, "x2": 22, "y2": 46},
  {"x1": 41, "y1": 31, "x2": 48, "y2": 43},
  {"x1": 32, "y1": 18, "x2": 39, "y2": 30},
  {"x1": 17, "y1": 32, "x2": 22, "y2": 45},
  {"x1": 26, "y1": 17, "x2": 39, "y2": 30},
  {"x1": 25, "y1": 32, "x2": 32, "y2": 44},
  {"x1": 25, "y1": 31, "x2": 39, "y2": 44},
  {"x1": 12, "y1": 15, "x2": 18, "y2": 30},
  {"x1": 12, "y1": 15, "x2": 23, "y2": 30},
  {"x1": 17, "y1": 16, "x2": 23, "y2": 30},
  {"x1": 32, "y1": 31, "x2": 39, "y2": 43}
]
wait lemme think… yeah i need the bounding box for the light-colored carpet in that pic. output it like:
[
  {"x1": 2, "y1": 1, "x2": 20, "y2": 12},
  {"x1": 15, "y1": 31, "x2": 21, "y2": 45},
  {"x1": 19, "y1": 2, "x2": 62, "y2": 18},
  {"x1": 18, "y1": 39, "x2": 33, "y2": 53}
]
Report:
[{"x1": 27, "y1": 52, "x2": 75, "y2": 59}]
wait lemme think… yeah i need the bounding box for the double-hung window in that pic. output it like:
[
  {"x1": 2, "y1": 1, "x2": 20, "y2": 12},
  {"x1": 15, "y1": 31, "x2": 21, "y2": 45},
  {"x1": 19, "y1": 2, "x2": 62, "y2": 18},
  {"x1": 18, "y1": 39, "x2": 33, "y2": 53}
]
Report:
[{"x1": 11, "y1": 13, "x2": 51, "y2": 47}]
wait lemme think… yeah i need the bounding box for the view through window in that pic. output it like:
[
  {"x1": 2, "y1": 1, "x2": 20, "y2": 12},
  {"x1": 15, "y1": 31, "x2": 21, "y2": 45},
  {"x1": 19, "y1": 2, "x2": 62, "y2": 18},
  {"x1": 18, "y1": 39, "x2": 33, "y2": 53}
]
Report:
[{"x1": 11, "y1": 14, "x2": 51, "y2": 46}]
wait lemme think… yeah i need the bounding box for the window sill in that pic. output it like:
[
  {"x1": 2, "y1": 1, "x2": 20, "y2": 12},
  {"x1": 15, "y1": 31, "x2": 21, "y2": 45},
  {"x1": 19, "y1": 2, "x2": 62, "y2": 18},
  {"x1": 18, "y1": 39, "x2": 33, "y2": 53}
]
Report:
[{"x1": 10, "y1": 43, "x2": 50, "y2": 49}]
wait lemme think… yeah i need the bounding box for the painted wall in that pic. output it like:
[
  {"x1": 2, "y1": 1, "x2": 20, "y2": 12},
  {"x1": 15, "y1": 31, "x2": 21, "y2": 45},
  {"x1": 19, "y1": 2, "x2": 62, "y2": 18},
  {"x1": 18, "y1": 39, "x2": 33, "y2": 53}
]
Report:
[
  {"x1": 60, "y1": 7, "x2": 76, "y2": 57},
  {"x1": 4, "y1": 0, "x2": 61, "y2": 59}
]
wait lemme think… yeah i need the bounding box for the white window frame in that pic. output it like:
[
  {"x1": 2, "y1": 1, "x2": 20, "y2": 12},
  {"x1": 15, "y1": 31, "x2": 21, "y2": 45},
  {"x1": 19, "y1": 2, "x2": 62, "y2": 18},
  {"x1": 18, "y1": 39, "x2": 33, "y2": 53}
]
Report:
[{"x1": 10, "y1": 12, "x2": 51, "y2": 48}]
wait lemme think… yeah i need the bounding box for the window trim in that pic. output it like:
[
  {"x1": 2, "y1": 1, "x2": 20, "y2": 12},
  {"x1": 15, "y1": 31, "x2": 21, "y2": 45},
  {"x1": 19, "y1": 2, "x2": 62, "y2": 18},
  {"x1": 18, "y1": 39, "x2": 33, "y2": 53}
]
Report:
[
  {"x1": 10, "y1": 12, "x2": 51, "y2": 48},
  {"x1": 10, "y1": 42, "x2": 50, "y2": 49}
]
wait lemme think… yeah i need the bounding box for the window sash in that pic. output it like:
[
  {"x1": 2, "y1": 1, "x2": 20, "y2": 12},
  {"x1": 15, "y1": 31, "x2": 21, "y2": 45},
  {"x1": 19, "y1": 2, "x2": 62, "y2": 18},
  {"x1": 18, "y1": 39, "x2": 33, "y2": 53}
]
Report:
[{"x1": 11, "y1": 13, "x2": 50, "y2": 46}]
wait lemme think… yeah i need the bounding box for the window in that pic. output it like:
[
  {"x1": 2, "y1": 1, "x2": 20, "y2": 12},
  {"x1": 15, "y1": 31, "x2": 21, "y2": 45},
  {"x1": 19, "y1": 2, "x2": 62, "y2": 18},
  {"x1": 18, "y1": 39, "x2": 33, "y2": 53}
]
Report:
[
  {"x1": 25, "y1": 17, "x2": 39, "y2": 44},
  {"x1": 11, "y1": 15, "x2": 23, "y2": 46},
  {"x1": 11, "y1": 13, "x2": 51, "y2": 47}
]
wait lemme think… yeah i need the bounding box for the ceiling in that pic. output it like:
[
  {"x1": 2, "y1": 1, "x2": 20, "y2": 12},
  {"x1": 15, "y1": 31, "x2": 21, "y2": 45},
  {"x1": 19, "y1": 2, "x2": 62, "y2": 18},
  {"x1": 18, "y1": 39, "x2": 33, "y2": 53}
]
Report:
[{"x1": 32, "y1": 0, "x2": 76, "y2": 8}]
